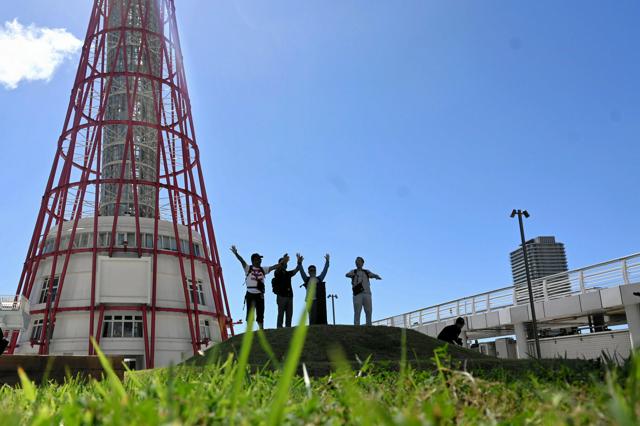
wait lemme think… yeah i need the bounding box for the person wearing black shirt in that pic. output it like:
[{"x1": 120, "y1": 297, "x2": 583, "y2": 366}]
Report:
[
  {"x1": 273, "y1": 254, "x2": 302, "y2": 328},
  {"x1": 300, "y1": 254, "x2": 330, "y2": 325},
  {"x1": 0, "y1": 327, "x2": 8, "y2": 355},
  {"x1": 437, "y1": 317, "x2": 466, "y2": 346}
]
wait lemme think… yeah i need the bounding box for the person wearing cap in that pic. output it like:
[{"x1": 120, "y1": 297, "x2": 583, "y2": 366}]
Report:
[
  {"x1": 437, "y1": 317, "x2": 466, "y2": 346},
  {"x1": 273, "y1": 253, "x2": 303, "y2": 328},
  {"x1": 231, "y1": 245, "x2": 288, "y2": 329},
  {"x1": 346, "y1": 256, "x2": 382, "y2": 326}
]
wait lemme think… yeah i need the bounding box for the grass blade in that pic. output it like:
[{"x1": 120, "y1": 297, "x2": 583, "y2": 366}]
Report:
[
  {"x1": 302, "y1": 363, "x2": 312, "y2": 398},
  {"x1": 229, "y1": 307, "x2": 256, "y2": 423},
  {"x1": 17, "y1": 367, "x2": 36, "y2": 402},
  {"x1": 267, "y1": 282, "x2": 315, "y2": 426},
  {"x1": 256, "y1": 327, "x2": 281, "y2": 369},
  {"x1": 90, "y1": 336, "x2": 127, "y2": 401}
]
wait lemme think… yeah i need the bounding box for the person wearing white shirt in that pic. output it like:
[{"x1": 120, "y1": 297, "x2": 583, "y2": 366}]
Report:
[
  {"x1": 346, "y1": 256, "x2": 382, "y2": 326},
  {"x1": 231, "y1": 245, "x2": 287, "y2": 329}
]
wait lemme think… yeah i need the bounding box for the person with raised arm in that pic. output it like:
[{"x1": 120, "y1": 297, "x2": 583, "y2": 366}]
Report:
[
  {"x1": 230, "y1": 245, "x2": 288, "y2": 330},
  {"x1": 299, "y1": 254, "x2": 330, "y2": 325},
  {"x1": 346, "y1": 256, "x2": 382, "y2": 326},
  {"x1": 272, "y1": 253, "x2": 303, "y2": 328}
]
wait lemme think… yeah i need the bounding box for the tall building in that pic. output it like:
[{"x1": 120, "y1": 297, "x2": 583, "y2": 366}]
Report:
[
  {"x1": 510, "y1": 236, "x2": 569, "y2": 304},
  {"x1": 5, "y1": 0, "x2": 234, "y2": 368}
]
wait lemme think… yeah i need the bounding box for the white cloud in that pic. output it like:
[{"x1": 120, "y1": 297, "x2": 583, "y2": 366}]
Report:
[{"x1": 0, "y1": 19, "x2": 82, "y2": 90}]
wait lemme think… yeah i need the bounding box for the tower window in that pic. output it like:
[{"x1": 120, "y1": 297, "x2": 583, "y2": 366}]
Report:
[
  {"x1": 102, "y1": 315, "x2": 143, "y2": 338},
  {"x1": 99, "y1": 232, "x2": 112, "y2": 247},
  {"x1": 38, "y1": 277, "x2": 59, "y2": 304},
  {"x1": 144, "y1": 233, "x2": 154, "y2": 248},
  {"x1": 30, "y1": 319, "x2": 44, "y2": 341},
  {"x1": 199, "y1": 318, "x2": 211, "y2": 340},
  {"x1": 188, "y1": 280, "x2": 205, "y2": 305}
]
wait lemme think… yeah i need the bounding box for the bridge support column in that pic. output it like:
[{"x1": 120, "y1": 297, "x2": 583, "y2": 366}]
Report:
[
  {"x1": 460, "y1": 329, "x2": 468, "y2": 348},
  {"x1": 625, "y1": 303, "x2": 640, "y2": 350},
  {"x1": 514, "y1": 322, "x2": 529, "y2": 359}
]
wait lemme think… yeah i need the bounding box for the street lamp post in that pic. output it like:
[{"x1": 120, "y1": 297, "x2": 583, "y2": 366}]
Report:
[
  {"x1": 510, "y1": 209, "x2": 542, "y2": 359},
  {"x1": 327, "y1": 294, "x2": 338, "y2": 325}
]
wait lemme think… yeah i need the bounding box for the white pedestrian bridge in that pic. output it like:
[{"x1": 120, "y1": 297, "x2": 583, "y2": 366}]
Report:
[{"x1": 374, "y1": 253, "x2": 640, "y2": 361}]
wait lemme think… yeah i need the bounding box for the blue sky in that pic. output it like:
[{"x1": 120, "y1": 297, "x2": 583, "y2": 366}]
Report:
[{"x1": 0, "y1": 1, "x2": 638, "y2": 329}]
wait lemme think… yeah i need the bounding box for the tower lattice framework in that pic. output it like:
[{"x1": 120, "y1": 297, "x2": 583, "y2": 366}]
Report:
[{"x1": 7, "y1": 0, "x2": 234, "y2": 367}]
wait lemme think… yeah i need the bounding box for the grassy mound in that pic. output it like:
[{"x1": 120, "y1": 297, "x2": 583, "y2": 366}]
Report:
[
  {"x1": 190, "y1": 325, "x2": 485, "y2": 367},
  {"x1": 187, "y1": 325, "x2": 601, "y2": 380}
]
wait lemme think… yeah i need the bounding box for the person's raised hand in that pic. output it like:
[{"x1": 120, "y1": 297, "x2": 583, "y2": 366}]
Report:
[
  {"x1": 230, "y1": 245, "x2": 238, "y2": 254},
  {"x1": 325, "y1": 253, "x2": 330, "y2": 262}
]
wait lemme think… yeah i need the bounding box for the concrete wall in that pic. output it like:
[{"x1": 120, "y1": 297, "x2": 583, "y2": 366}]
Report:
[{"x1": 528, "y1": 330, "x2": 631, "y2": 362}]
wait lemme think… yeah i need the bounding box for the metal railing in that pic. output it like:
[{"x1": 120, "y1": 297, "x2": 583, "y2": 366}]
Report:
[
  {"x1": 0, "y1": 295, "x2": 30, "y2": 312},
  {"x1": 373, "y1": 252, "x2": 640, "y2": 329}
]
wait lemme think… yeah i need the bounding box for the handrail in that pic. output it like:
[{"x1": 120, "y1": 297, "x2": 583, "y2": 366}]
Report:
[
  {"x1": 381, "y1": 286, "x2": 515, "y2": 319},
  {"x1": 373, "y1": 252, "x2": 640, "y2": 328},
  {"x1": 0, "y1": 295, "x2": 29, "y2": 311}
]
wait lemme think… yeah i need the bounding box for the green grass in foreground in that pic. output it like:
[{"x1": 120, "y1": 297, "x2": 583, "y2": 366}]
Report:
[
  {"x1": 0, "y1": 345, "x2": 638, "y2": 425},
  {"x1": 0, "y1": 292, "x2": 638, "y2": 425}
]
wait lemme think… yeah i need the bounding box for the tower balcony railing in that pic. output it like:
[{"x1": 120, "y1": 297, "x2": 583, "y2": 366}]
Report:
[
  {"x1": 373, "y1": 252, "x2": 640, "y2": 329},
  {"x1": 0, "y1": 295, "x2": 29, "y2": 311},
  {"x1": 0, "y1": 295, "x2": 31, "y2": 330}
]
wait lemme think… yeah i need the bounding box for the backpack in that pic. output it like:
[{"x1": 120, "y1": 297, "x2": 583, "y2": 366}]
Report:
[
  {"x1": 271, "y1": 269, "x2": 286, "y2": 295},
  {"x1": 246, "y1": 266, "x2": 266, "y2": 293}
]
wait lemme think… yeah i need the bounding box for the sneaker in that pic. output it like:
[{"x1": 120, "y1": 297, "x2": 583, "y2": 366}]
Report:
[{"x1": 0, "y1": 338, "x2": 9, "y2": 355}]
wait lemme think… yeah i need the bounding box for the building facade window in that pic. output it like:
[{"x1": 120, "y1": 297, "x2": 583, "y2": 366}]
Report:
[
  {"x1": 188, "y1": 280, "x2": 205, "y2": 305},
  {"x1": 99, "y1": 232, "x2": 112, "y2": 247},
  {"x1": 102, "y1": 315, "x2": 143, "y2": 338},
  {"x1": 30, "y1": 319, "x2": 44, "y2": 341},
  {"x1": 42, "y1": 232, "x2": 202, "y2": 255},
  {"x1": 38, "y1": 277, "x2": 59, "y2": 304},
  {"x1": 199, "y1": 318, "x2": 211, "y2": 340}
]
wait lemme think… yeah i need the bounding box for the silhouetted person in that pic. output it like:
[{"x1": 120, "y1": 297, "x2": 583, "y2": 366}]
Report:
[
  {"x1": 272, "y1": 254, "x2": 302, "y2": 328},
  {"x1": 437, "y1": 317, "x2": 465, "y2": 346},
  {"x1": 346, "y1": 256, "x2": 382, "y2": 326},
  {"x1": 0, "y1": 327, "x2": 8, "y2": 355},
  {"x1": 300, "y1": 254, "x2": 330, "y2": 325},
  {"x1": 231, "y1": 245, "x2": 287, "y2": 329}
]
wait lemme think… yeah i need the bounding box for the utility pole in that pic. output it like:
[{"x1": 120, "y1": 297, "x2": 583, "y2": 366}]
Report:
[
  {"x1": 327, "y1": 294, "x2": 338, "y2": 325},
  {"x1": 510, "y1": 209, "x2": 542, "y2": 359}
]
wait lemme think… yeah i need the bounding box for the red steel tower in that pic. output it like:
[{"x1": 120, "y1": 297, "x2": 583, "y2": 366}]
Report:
[{"x1": 6, "y1": 0, "x2": 234, "y2": 368}]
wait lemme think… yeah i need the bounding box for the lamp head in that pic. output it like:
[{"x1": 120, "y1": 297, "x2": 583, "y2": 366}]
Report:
[
  {"x1": 510, "y1": 209, "x2": 517, "y2": 218},
  {"x1": 523, "y1": 210, "x2": 530, "y2": 218}
]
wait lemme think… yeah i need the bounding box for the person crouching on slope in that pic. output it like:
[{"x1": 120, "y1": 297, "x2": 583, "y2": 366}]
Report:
[
  {"x1": 437, "y1": 317, "x2": 466, "y2": 346},
  {"x1": 231, "y1": 245, "x2": 288, "y2": 329},
  {"x1": 346, "y1": 256, "x2": 382, "y2": 326}
]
